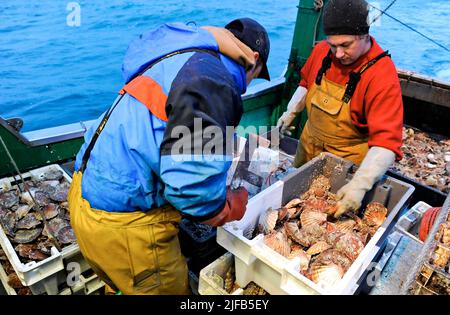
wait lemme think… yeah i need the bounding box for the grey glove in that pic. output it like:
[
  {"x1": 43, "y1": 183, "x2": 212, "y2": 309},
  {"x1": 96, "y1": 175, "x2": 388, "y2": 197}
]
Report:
[
  {"x1": 276, "y1": 86, "x2": 307, "y2": 136},
  {"x1": 334, "y1": 147, "x2": 396, "y2": 218}
]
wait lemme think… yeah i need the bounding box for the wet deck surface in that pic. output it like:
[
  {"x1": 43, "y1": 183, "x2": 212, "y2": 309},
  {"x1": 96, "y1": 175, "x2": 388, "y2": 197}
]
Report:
[{"x1": 370, "y1": 233, "x2": 423, "y2": 295}]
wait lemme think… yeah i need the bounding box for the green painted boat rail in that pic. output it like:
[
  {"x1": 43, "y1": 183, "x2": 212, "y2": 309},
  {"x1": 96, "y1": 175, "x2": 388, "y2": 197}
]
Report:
[{"x1": 271, "y1": 0, "x2": 327, "y2": 138}]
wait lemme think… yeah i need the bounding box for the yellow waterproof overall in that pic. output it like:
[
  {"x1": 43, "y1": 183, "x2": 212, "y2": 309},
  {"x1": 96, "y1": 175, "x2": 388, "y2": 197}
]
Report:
[
  {"x1": 68, "y1": 172, "x2": 190, "y2": 295},
  {"x1": 66, "y1": 50, "x2": 201, "y2": 295},
  {"x1": 293, "y1": 76, "x2": 369, "y2": 167}
]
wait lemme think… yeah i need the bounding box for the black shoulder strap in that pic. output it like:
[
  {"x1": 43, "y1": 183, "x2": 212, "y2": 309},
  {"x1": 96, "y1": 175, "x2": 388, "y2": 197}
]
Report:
[
  {"x1": 342, "y1": 50, "x2": 391, "y2": 103},
  {"x1": 79, "y1": 48, "x2": 218, "y2": 173},
  {"x1": 315, "y1": 49, "x2": 333, "y2": 85}
]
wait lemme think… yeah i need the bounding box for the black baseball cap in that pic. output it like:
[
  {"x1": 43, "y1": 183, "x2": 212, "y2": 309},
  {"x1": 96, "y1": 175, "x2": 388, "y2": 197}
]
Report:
[{"x1": 225, "y1": 18, "x2": 271, "y2": 81}]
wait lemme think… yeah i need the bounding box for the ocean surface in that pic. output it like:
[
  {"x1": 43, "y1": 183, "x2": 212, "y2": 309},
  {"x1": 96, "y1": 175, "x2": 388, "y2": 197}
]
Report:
[{"x1": 1, "y1": 0, "x2": 449, "y2": 132}]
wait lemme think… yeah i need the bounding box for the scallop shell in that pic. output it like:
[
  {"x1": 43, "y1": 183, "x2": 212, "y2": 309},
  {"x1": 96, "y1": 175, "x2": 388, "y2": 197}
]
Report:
[
  {"x1": 43, "y1": 203, "x2": 59, "y2": 220},
  {"x1": 7, "y1": 273, "x2": 23, "y2": 289},
  {"x1": 306, "y1": 241, "x2": 331, "y2": 256},
  {"x1": 284, "y1": 221, "x2": 308, "y2": 246},
  {"x1": 258, "y1": 208, "x2": 278, "y2": 234},
  {"x1": 309, "y1": 263, "x2": 344, "y2": 288},
  {"x1": 12, "y1": 227, "x2": 43, "y2": 244},
  {"x1": 34, "y1": 191, "x2": 50, "y2": 207},
  {"x1": 288, "y1": 249, "x2": 310, "y2": 272},
  {"x1": 15, "y1": 205, "x2": 32, "y2": 220},
  {"x1": 431, "y1": 245, "x2": 450, "y2": 268},
  {"x1": 314, "y1": 249, "x2": 353, "y2": 272},
  {"x1": 335, "y1": 219, "x2": 357, "y2": 233},
  {"x1": 264, "y1": 231, "x2": 290, "y2": 257},
  {"x1": 324, "y1": 222, "x2": 338, "y2": 233},
  {"x1": 334, "y1": 232, "x2": 365, "y2": 261},
  {"x1": 0, "y1": 190, "x2": 20, "y2": 209},
  {"x1": 278, "y1": 207, "x2": 289, "y2": 221},
  {"x1": 57, "y1": 226, "x2": 77, "y2": 244},
  {"x1": 16, "y1": 213, "x2": 42, "y2": 230},
  {"x1": 17, "y1": 288, "x2": 33, "y2": 296},
  {"x1": 303, "y1": 199, "x2": 331, "y2": 213},
  {"x1": 0, "y1": 210, "x2": 17, "y2": 237},
  {"x1": 363, "y1": 202, "x2": 388, "y2": 229},
  {"x1": 284, "y1": 198, "x2": 303, "y2": 209},
  {"x1": 313, "y1": 188, "x2": 325, "y2": 198},
  {"x1": 300, "y1": 211, "x2": 327, "y2": 228},
  {"x1": 310, "y1": 175, "x2": 331, "y2": 191},
  {"x1": 49, "y1": 186, "x2": 69, "y2": 202},
  {"x1": 42, "y1": 170, "x2": 64, "y2": 181},
  {"x1": 437, "y1": 223, "x2": 450, "y2": 246}
]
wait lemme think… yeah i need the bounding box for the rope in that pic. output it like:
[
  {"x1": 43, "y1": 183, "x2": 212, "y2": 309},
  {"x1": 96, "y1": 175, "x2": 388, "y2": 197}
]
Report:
[
  {"x1": 369, "y1": 0, "x2": 397, "y2": 25},
  {"x1": 312, "y1": 0, "x2": 324, "y2": 47},
  {"x1": 368, "y1": 2, "x2": 450, "y2": 53},
  {"x1": 314, "y1": 0, "x2": 324, "y2": 11}
]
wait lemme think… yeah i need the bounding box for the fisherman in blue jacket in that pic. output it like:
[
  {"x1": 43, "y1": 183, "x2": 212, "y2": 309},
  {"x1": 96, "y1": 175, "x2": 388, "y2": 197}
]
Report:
[{"x1": 68, "y1": 18, "x2": 270, "y2": 294}]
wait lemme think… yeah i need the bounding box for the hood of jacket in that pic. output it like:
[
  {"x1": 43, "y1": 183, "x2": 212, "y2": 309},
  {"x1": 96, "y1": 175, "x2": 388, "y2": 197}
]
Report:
[{"x1": 122, "y1": 23, "x2": 255, "y2": 83}]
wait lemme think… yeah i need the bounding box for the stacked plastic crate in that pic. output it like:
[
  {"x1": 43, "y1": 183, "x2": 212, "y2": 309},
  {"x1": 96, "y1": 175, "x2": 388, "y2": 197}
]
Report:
[{"x1": 0, "y1": 164, "x2": 104, "y2": 295}]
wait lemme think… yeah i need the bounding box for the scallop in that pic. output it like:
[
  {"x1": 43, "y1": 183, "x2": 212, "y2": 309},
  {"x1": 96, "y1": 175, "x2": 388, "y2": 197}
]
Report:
[
  {"x1": 43, "y1": 203, "x2": 59, "y2": 220},
  {"x1": 288, "y1": 249, "x2": 310, "y2": 272},
  {"x1": 334, "y1": 232, "x2": 365, "y2": 261},
  {"x1": 16, "y1": 213, "x2": 42, "y2": 230},
  {"x1": 284, "y1": 198, "x2": 303, "y2": 209},
  {"x1": 42, "y1": 169, "x2": 64, "y2": 181},
  {"x1": 15, "y1": 205, "x2": 32, "y2": 220},
  {"x1": 363, "y1": 202, "x2": 388, "y2": 229},
  {"x1": 300, "y1": 211, "x2": 327, "y2": 229},
  {"x1": 0, "y1": 190, "x2": 19, "y2": 209},
  {"x1": 258, "y1": 208, "x2": 278, "y2": 234},
  {"x1": 335, "y1": 219, "x2": 357, "y2": 233},
  {"x1": 12, "y1": 227, "x2": 43, "y2": 244},
  {"x1": 306, "y1": 241, "x2": 331, "y2": 256},
  {"x1": 57, "y1": 226, "x2": 77, "y2": 244},
  {"x1": 309, "y1": 263, "x2": 344, "y2": 288},
  {"x1": 264, "y1": 231, "x2": 290, "y2": 257}
]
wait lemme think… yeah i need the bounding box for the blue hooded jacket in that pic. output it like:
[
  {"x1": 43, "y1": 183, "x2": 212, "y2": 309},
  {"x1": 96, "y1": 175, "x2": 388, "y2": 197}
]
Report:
[{"x1": 74, "y1": 23, "x2": 247, "y2": 220}]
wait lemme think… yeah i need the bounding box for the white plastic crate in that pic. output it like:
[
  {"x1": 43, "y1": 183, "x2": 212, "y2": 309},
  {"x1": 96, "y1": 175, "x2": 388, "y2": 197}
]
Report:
[
  {"x1": 199, "y1": 252, "x2": 243, "y2": 295},
  {"x1": 217, "y1": 153, "x2": 415, "y2": 295},
  {"x1": 396, "y1": 201, "x2": 433, "y2": 243},
  {"x1": 0, "y1": 164, "x2": 87, "y2": 294},
  {"x1": 0, "y1": 261, "x2": 72, "y2": 295},
  {"x1": 70, "y1": 270, "x2": 105, "y2": 295}
]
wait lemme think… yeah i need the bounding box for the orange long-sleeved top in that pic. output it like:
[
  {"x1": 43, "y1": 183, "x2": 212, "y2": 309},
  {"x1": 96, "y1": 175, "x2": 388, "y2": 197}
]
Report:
[{"x1": 299, "y1": 37, "x2": 403, "y2": 160}]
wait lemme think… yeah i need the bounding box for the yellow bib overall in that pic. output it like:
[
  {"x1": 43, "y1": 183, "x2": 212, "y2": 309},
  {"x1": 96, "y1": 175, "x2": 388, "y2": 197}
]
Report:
[
  {"x1": 293, "y1": 50, "x2": 390, "y2": 168},
  {"x1": 293, "y1": 76, "x2": 369, "y2": 167},
  {"x1": 68, "y1": 172, "x2": 190, "y2": 295}
]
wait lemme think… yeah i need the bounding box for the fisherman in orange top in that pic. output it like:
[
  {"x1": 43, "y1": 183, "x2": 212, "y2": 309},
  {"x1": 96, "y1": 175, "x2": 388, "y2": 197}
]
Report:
[{"x1": 277, "y1": 0, "x2": 403, "y2": 218}]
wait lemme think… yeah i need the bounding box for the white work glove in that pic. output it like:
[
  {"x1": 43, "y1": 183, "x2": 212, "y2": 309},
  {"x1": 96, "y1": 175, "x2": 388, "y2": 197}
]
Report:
[
  {"x1": 334, "y1": 147, "x2": 396, "y2": 218},
  {"x1": 276, "y1": 86, "x2": 308, "y2": 136}
]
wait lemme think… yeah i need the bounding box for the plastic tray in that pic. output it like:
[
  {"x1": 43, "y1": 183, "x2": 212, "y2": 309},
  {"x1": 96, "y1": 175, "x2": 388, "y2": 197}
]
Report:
[
  {"x1": 198, "y1": 252, "x2": 244, "y2": 295},
  {"x1": 0, "y1": 164, "x2": 87, "y2": 294},
  {"x1": 217, "y1": 152, "x2": 415, "y2": 295}
]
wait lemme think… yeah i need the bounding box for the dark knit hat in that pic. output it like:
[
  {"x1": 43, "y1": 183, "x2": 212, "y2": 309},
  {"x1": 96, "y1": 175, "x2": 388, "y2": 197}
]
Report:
[{"x1": 323, "y1": 0, "x2": 370, "y2": 36}]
